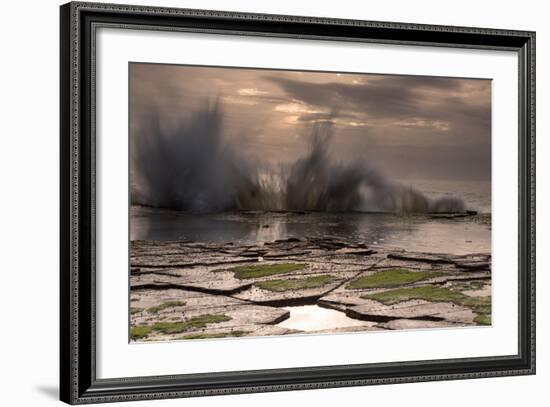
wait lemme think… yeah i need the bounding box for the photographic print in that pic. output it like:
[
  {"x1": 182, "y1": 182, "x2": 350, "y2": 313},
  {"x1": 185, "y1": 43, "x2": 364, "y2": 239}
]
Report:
[
  {"x1": 129, "y1": 63, "x2": 492, "y2": 343},
  {"x1": 60, "y1": 5, "x2": 535, "y2": 402}
]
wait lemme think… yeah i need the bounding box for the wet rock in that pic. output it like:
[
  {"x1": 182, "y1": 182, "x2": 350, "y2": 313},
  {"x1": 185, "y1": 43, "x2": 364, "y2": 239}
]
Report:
[
  {"x1": 424, "y1": 271, "x2": 491, "y2": 284},
  {"x1": 370, "y1": 257, "x2": 454, "y2": 272},
  {"x1": 263, "y1": 250, "x2": 312, "y2": 259},
  {"x1": 131, "y1": 288, "x2": 291, "y2": 341},
  {"x1": 239, "y1": 251, "x2": 269, "y2": 258},
  {"x1": 233, "y1": 274, "x2": 348, "y2": 306},
  {"x1": 346, "y1": 300, "x2": 475, "y2": 324},
  {"x1": 318, "y1": 270, "x2": 490, "y2": 313},
  {"x1": 168, "y1": 324, "x2": 301, "y2": 340},
  {"x1": 130, "y1": 240, "x2": 491, "y2": 340},
  {"x1": 387, "y1": 252, "x2": 454, "y2": 264},
  {"x1": 276, "y1": 237, "x2": 302, "y2": 243},
  {"x1": 131, "y1": 255, "x2": 254, "y2": 269},
  {"x1": 386, "y1": 251, "x2": 491, "y2": 272},
  {"x1": 312, "y1": 253, "x2": 385, "y2": 268},
  {"x1": 452, "y1": 254, "x2": 491, "y2": 270},
  {"x1": 131, "y1": 288, "x2": 243, "y2": 312},
  {"x1": 462, "y1": 285, "x2": 492, "y2": 297},
  {"x1": 230, "y1": 261, "x2": 366, "y2": 280},
  {"x1": 307, "y1": 325, "x2": 386, "y2": 334},
  {"x1": 455, "y1": 261, "x2": 490, "y2": 270},
  {"x1": 379, "y1": 319, "x2": 459, "y2": 330},
  {"x1": 429, "y1": 211, "x2": 477, "y2": 219},
  {"x1": 335, "y1": 248, "x2": 376, "y2": 256},
  {"x1": 130, "y1": 268, "x2": 254, "y2": 294},
  {"x1": 318, "y1": 292, "x2": 367, "y2": 312}
]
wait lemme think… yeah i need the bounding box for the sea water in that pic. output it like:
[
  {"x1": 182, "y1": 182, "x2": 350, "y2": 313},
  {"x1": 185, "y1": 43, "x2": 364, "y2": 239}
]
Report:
[{"x1": 131, "y1": 180, "x2": 490, "y2": 256}]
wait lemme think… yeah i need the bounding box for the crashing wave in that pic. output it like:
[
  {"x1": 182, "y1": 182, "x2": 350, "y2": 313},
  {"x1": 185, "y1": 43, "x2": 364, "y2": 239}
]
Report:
[{"x1": 131, "y1": 99, "x2": 465, "y2": 214}]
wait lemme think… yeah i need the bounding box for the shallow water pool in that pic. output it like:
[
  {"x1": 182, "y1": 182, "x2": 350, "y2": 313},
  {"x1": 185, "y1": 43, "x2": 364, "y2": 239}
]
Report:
[{"x1": 277, "y1": 305, "x2": 377, "y2": 332}]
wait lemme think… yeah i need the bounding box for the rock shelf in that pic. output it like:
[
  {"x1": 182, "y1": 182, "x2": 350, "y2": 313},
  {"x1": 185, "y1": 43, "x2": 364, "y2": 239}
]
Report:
[{"x1": 130, "y1": 237, "x2": 491, "y2": 342}]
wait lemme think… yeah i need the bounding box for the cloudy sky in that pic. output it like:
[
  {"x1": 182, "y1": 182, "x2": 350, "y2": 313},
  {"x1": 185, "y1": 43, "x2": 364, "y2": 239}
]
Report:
[{"x1": 130, "y1": 63, "x2": 491, "y2": 183}]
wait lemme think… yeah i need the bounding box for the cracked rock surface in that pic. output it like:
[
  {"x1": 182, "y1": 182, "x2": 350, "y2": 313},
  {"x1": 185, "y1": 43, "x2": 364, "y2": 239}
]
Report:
[{"x1": 130, "y1": 237, "x2": 491, "y2": 342}]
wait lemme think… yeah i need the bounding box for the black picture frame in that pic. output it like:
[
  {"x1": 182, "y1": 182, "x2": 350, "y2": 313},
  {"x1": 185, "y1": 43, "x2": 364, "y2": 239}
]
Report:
[{"x1": 60, "y1": 1, "x2": 536, "y2": 404}]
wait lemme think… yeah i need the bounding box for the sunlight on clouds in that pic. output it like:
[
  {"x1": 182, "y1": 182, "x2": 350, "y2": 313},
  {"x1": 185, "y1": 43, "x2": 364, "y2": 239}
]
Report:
[
  {"x1": 393, "y1": 118, "x2": 451, "y2": 131},
  {"x1": 222, "y1": 95, "x2": 259, "y2": 106},
  {"x1": 274, "y1": 102, "x2": 328, "y2": 115},
  {"x1": 237, "y1": 88, "x2": 269, "y2": 96}
]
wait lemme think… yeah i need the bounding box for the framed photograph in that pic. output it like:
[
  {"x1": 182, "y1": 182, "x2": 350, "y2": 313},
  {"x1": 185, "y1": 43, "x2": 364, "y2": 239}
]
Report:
[{"x1": 60, "y1": 1, "x2": 535, "y2": 404}]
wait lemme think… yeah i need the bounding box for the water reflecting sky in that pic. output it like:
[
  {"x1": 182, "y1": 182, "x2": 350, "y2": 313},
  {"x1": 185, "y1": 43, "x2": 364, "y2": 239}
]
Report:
[{"x1": 131, "y1": 209, "x2": 490, "y2": 255}]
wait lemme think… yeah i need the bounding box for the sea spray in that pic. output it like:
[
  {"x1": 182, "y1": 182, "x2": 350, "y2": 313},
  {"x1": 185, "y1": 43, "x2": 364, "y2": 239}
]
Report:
[
  {"x1": 131, "y1": 100, "x2": 465, "y2": 214},
  {"x1": 131, "y1": 99, "x2": 258, "y2": 212}
]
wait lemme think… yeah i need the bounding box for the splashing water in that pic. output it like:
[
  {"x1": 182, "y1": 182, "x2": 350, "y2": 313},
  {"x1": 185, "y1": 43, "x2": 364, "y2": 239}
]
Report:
[{"x1": 131, "y1": 100, "x2": 465, "y2": 214}]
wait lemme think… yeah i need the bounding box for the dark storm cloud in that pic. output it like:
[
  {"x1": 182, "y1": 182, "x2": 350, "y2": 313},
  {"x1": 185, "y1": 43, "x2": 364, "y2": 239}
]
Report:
[
  {"x1": 262, "y1": 76, "x2": 422, "y2": 117},
  {"x1": 130, "y1": 63, "x2": 491, "y2": 182},
  {"x1": 264, "y1": 75, "x2": 490, "y2": 133}
]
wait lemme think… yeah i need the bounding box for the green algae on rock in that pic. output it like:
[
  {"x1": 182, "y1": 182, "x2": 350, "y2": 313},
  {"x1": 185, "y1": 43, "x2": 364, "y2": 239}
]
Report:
[
  {"x1": 256, "y1": 275, "x2": 337, "y2": 292},
  {"x1": 178, "y1": 330, "x2": 249, "y2": 340},
  {"x1": 130, "y1": 325, "x2": 153, "y2": 340},
  {"x1": 363, "y1": 285, "x2": 491, "y2": 325},
  {"x1": 152, "y1": 314, "x2": 232, "y2": 334},
  {"x1": 231, "y1": 263, "x2": 306, "y2": 279},
  {"x1": 347, "y1": 269, "x2": 446, "y2": 289},
  {"x1": 474, "y1": 314, "x2": 491, "y2": 325}
]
